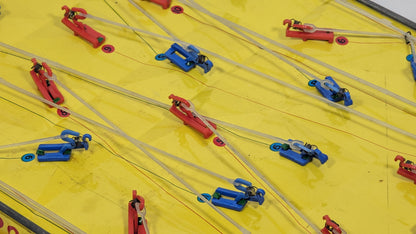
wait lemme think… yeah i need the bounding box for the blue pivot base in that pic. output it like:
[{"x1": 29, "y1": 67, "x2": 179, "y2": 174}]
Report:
[
  {"x1": 212, "y1": 187, "x2": 247, "y2": 211},
  {"x1": 279, "y1": 140, "x2": 328, "y2": 166},
  {"x1": 211, "y1": 178, "x2": 265, "y2": 211},
  {"x1": 37, "y1": 143, "x2": 72, "y2": 162},
  {"x1": 164, "y1": 43, "x2": 213, "y2": 73},
  {"x1": 309, "y1": 76, "x2": 353, "y2": 106},
  {"x1": 36, "y1": 130, "x2": 92, "y2": 162}
]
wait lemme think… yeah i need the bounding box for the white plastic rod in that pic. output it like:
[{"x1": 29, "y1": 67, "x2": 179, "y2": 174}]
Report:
[
  {"x1": 134, "y1": 203, "x2": 150, "y2": 234},
  {"x1": 409, "y1": 40, "x2": 416, "y2": 63},
  {"x1": 141, "y1": 143, "x2": 234, "y2": 183},
  {"x1": 311, "y1": 25, "x2": 403, "y2": 38},
  {"x1": 0, "y1": 180, "x2": 86, "y2": 234},
  {"x1": 203, "y1": 116, "x2": 290, "y2": 144},
  {"x1": 334, "y1": 0, "x2": 416, "y2": 40},
  {"x1": 0, "y1": 135, "x2": 64, "y2": 150}
]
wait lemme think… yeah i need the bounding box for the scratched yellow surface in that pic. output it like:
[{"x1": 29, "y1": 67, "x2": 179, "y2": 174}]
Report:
[{"x1": 0, "y1": 0, "x2": 415, "y2": 233}]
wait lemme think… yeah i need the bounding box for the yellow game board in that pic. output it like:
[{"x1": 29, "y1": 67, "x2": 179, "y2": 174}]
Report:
[{"x1": 0, "y1": 0, "x2": 415, "y2": 233}]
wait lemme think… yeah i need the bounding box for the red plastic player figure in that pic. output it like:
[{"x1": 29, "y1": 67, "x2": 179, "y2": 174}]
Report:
[
  {"x1": 169, "y1": 94, "x2": 216, "y2": 138},
  {"x1": 283, "y1": 19, "x2": 334, "y2": 43},
  {"x1": 128, "y1": 190, "x2": 148, "y2": 234},
  {"x1": 61, "y1": 6, "x2": 105, "y2": 48},
  {"x1": 29, "y1": 58, "x2": 64, "y2": 107},
  {"x1": 395, "y1": 155, "x2": 416, "y2": 184},
  {"x1": 144, "y1": 0, "x2": 171, "y2": 9},
  {"x1": 321, "y1": 215, "x2": 343, "y2": 234}
]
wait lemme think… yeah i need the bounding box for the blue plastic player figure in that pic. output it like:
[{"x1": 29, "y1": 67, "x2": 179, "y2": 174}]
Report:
[
  {"x1": 211, "y1": 178, "x2": 265, "y2": 211},
  {"x1": 37, "y1": 130, "x2": 92, "y2": 162},
  {"x1": 164, "y1": 43, "x2": 213, "y2": 73},
  {"x1": 277, "y1": 139, "x2": 328, "y2": 166},
  {"x1": 308, "y1": 76, "x2": 352, "y2": 106}
]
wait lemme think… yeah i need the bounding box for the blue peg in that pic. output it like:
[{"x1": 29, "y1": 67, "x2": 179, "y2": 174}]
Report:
[
  {"x1": 37, "y1": 130, "x2": 91, "y2": 162},
  {"x1": 276, "y1": 139, "x2": 328, "y2": 166},
  {"x1": 309, "y1": 76, "x2": 352, "y2": 106}
]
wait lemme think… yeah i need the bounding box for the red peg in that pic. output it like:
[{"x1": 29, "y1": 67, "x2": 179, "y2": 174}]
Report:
[
  {"x1": 395, "y1": 155, "x2": 416, "y2": 184},
  {"x1": 145, "y1": 0, "x2": 171, "y2": 9},
  {"x1": 321, "y1": 215, "x2": 343, "y2": 234},
  {"x1": 169, "y1": 94, "x2": 216, "y2": 138},
  {"x1": 61, "y1": 6, "x2": 106, "y2": 48},
  {"x1": 30, "y1": 58, "x2": 64, "y2": 107},
  {"x1": 128, "y1": 190, "x2": 147, "y2": 234},
  {"x1": 283, "y1": 19, "x2": 334, "y2": 43}
]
